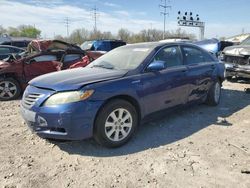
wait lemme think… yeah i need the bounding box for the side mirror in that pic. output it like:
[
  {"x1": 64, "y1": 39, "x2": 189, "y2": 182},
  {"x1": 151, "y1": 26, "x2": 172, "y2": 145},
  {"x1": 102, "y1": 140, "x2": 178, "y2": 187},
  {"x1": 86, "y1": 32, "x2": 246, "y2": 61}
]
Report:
[{"x1": 147, "y1": 60, "x2": 165, "y2": 72}]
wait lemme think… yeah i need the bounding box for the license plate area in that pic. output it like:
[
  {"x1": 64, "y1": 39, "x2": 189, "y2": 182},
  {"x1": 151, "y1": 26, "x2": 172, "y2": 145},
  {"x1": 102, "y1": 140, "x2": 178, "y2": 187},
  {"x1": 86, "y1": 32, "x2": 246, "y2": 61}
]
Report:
[{"x1": 21, "y1": 106, "x2": 36, "y2": 122}]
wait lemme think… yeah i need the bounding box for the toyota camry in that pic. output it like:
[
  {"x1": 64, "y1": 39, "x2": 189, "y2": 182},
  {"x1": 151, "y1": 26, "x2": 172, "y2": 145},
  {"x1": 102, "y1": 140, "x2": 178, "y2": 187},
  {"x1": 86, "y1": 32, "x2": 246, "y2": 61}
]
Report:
[{"x1": 21, "y1": 42, "x2": 225, "y2": 147}]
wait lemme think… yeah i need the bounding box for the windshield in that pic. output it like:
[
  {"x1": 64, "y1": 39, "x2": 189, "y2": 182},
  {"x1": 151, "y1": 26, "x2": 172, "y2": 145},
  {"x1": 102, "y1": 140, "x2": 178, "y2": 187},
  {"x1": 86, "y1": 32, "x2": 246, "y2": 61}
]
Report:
[
  {"x1": 81, "y1": 41, "x2": 94, "y2": 50},
  {"x1": 241, "y1": 37, "x2": 250, "y2": 45},
  {"x1": 87, "y1": 45, "x2": 153, "y2": 70}
]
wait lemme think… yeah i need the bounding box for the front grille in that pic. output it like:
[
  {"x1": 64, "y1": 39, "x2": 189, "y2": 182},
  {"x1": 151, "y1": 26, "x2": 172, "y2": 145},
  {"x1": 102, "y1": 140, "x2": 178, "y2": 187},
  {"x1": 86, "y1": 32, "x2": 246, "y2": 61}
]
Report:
[
  {"x1": 225, "y1": 55, "x2": 249, "y2": 65},
  {"x1": 22, "y1": 93, "x2": 42, "y2": 108}
]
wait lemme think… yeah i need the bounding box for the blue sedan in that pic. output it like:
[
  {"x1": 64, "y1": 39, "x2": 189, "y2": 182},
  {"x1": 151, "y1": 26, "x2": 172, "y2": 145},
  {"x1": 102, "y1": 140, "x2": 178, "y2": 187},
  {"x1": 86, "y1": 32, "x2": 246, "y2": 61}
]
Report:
[{"x1": 21, "y1": 42, "x2": 225, "y2": 147}]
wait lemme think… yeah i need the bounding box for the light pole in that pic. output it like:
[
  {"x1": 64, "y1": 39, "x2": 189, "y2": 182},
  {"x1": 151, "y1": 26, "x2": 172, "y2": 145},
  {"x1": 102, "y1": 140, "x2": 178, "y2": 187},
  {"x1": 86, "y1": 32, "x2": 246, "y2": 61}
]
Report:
[{"x1": 177, "y1": 11, "x2": 205, "y2": 40}]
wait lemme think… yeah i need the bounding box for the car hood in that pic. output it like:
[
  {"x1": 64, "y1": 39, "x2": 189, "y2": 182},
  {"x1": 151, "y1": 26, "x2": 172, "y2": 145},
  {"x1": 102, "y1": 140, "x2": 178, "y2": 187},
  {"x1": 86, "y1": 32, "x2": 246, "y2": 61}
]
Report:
[
  {"x1": 223, "y1": 45, "x2": 250, "y2": 56},
  {"x1": 29, "y1": 67, "x2": 127, "y2": 91},
  {"x1": 27, "y1": 40, "x2": 81, "y2": 53}
]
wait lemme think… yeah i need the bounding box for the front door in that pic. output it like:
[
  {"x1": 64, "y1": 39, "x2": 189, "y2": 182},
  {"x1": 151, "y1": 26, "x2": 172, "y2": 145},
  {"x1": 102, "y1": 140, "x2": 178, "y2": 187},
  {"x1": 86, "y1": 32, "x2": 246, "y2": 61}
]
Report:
[
  {"x1": 141, "y1": 45, "x2": 189, "y2": 115},
  {"x1": 24, "y1": 55, "x2": 61, "y2": 82}
]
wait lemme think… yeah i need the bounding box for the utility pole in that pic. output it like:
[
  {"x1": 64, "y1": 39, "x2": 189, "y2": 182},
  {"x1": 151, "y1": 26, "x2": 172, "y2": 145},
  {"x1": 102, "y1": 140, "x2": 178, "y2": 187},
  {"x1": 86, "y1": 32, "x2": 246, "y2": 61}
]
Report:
[
  {"x1": 159, "y1": 0, "x2": 171, "y2": 40},
  {"x1": 64, "y1": 17, "x2": 70, "y2": 37},
  {"x1": 92, "y1": 6, "x2": 99, "y2": 32}
]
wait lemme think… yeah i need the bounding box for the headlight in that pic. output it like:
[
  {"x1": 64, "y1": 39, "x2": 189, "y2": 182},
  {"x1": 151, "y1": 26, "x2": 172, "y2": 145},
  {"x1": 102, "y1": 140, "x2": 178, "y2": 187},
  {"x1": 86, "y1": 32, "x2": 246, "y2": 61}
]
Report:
[{"x1": 43, "y1": 90, "x2": 94, "y2": 106}]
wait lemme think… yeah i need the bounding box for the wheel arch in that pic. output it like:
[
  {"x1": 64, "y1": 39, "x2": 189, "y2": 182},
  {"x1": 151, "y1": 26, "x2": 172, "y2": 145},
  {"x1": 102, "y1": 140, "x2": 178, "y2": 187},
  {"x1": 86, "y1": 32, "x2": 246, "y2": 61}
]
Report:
[{"x1": 93, "y1": 94, "x2": 142, "y2": 132}]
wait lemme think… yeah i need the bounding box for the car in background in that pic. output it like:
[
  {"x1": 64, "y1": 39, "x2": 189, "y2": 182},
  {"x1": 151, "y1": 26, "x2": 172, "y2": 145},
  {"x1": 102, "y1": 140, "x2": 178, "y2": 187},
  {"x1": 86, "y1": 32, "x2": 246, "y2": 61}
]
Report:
[
  {"x1": 1, "y1": 40, "x2": 32, "y2": 49},
  {"x1": 0, "y1": 40, "x2": 91, "y2": 101},
  {"x1": 21, "y1": 42, "x2": 225, "y2": 147},
  {"x1": 194, "y1": 38, "x2": 234, "y2": 57},
  {"x1": 220, "y1": 37, "x2": 250, "y2": 80},
  {"x1": 0, "y1": 45, "x2": 25, "y2": 60},
  {"x1": 80, "y1": 39, "x2": 126, "y2": 61}
]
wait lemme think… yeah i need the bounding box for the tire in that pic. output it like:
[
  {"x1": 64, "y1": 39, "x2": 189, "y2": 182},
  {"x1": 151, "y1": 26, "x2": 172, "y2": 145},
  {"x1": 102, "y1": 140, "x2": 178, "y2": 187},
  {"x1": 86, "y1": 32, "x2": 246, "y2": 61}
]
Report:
[
  {"x1": 226, "y1": 76, "x2": 233, "y2": 81},
  {"x1": 0, "y1": 78, "x2": 21, "y2": 101},
  {"x1": 206, "y1": 80, "x2": 221, "y2": 106},
  {"x1": 94, "y1": 99, "x2": 138, "y2": 148}
]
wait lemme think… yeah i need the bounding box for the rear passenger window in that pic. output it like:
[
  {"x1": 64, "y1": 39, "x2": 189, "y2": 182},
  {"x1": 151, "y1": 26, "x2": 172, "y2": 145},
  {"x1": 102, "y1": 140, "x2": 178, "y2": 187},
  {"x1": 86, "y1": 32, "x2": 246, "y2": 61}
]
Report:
[
  {"x1": 153, "y1": 46, "x2": 183, "y2": 68},
  {"x1": 182, "y1": 46, "x2": 213, "y2": 65},
  {"x1": 63, "y1": 54, "x2": 81, "y2": 63}
]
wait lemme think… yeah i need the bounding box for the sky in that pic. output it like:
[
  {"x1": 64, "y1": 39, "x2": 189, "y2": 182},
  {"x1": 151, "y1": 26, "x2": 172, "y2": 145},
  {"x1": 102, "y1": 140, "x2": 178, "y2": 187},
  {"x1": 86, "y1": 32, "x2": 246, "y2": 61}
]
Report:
[{"x1": 0, "y1": 0, "x2": 250, "y2": 39}]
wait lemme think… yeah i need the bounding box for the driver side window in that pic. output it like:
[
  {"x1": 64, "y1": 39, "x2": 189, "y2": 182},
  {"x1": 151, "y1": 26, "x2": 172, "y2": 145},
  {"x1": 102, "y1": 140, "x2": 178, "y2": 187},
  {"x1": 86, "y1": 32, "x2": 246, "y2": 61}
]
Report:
[
  {"x1": 153, "y1": 46, "x2": 183, "y2": 68},
  {"x1": 30, "y1": 55, "x2": 57, "y2": 63}
]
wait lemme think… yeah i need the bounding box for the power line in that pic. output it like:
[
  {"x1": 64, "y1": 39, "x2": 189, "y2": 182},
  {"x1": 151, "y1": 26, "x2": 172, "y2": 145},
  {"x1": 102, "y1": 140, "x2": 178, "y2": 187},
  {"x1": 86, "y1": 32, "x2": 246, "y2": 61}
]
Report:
[{"x1": 159, "y1": 0, "x2": 171, "y2": 39}]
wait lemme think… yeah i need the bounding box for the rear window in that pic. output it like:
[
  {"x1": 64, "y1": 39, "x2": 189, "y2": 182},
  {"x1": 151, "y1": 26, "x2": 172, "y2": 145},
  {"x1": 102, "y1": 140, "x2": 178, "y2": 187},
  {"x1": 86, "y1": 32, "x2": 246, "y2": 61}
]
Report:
[
  {"x1": 182, "y1": 46, "x2": 214, "y2": 64},
  {"x1": 110, "y1": 42, "x2": 126, "y2": 50},
  {"x1": 93, "y1": 41, "x2": 111, "y2": 51},
  {"x1": 63, "y1": 54, "x2": 81, "y2": 63}
]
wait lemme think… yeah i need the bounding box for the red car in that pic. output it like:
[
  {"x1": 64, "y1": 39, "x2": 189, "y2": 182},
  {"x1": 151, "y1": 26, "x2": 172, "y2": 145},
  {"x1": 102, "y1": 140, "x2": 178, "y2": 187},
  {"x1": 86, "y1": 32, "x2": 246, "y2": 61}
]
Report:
[{"x1": 0, "y1": 40, "x2": 91, "y2": 101}]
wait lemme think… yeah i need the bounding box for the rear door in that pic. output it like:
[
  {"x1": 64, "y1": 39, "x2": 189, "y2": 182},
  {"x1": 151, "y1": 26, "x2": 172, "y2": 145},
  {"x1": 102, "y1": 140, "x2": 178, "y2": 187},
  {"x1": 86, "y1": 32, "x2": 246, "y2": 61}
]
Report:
[
  {"x1": 141, "y1": 45, "x2": 189, "y2": 115},
  {"x1": 181, "y1": 45, "x2": 215, "y2": 102},
  {"x1": 24, "y1": 54, "x2": 61, "y2": 82}
]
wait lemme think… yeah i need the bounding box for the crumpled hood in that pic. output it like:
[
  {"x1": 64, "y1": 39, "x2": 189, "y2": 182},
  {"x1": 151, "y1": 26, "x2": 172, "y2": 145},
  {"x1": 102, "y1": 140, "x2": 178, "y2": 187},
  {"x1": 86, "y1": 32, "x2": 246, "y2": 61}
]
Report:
[
  {"x1": 27, "y1": 40, "x2": 81, "y2": 53},
  {"x1": 29, "y1": 67, "x2": 127, "y2": 91},
  {"x1": 223, "y1": 45, "x2": 250, "y2": 56},
  {"x1": 194, "y1": 38, "x2": 220, "y2": 54}
]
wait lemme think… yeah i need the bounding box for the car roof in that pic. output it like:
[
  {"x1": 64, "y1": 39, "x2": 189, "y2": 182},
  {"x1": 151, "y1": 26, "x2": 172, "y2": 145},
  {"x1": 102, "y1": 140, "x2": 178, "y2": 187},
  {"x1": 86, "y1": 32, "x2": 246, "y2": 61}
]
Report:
[{"x1": 123, "y1": 41, "x2": 197, "y2": 49}]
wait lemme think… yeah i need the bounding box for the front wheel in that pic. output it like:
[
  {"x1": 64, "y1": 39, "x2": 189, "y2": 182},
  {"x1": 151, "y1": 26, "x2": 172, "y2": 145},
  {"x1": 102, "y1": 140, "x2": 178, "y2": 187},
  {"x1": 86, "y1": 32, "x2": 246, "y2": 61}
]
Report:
[
  {"x1": 0, "y1": 78, "x2": 21, "y2": 101},
  {"x1": 94, "y1": 99, "x2": 138, "y2": 148},
  {"x1": 206, "y1": 80, "x2": 221, "y2": 106}
]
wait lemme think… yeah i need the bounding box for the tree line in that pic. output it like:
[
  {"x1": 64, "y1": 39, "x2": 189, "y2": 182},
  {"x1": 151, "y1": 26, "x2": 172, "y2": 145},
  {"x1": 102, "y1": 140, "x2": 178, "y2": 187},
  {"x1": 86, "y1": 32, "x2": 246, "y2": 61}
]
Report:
[
  {"x1": 57, "y1": 28, "x2": 196, "y2": 44},
  {"x1": 0, "y1": 25, "x2": 196, "y2": 44},
  {"x1": 0, "y1": 25, "x2": 41, "y2": 38}
]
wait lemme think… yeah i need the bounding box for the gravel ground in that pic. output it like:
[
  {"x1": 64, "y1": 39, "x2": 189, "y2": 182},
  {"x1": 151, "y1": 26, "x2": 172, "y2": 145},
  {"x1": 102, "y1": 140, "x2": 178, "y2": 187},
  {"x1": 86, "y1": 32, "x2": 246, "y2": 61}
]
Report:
[{"x1": 0, "y1": 81, "x2": 250, "y2": 188}]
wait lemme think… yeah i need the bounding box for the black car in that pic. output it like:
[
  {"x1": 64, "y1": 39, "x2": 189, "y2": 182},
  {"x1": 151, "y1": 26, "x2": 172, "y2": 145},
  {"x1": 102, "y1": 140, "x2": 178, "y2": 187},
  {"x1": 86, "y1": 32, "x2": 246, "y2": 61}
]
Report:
[
  {"x1": 0, "y1": 45, "x2": 25, "y2": 60},
  {"x1": 1, "y1": 40, "x2": 31, "y2": 49}
]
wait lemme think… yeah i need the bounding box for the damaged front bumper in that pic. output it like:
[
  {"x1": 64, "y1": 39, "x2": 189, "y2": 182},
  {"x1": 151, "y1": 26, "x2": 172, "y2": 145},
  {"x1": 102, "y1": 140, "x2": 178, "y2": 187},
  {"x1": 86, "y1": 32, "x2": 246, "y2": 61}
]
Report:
[{"x1": 224, "y1": 62, "x2": 250, "y2": 78}]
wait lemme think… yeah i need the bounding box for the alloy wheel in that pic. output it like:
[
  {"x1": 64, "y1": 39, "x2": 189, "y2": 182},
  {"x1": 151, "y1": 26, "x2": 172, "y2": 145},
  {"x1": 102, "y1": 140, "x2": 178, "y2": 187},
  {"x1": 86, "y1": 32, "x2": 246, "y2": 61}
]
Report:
[
  {"x1": 0, "y1": 81, "x2": 17, "y2": 99},
  {"x1": 104, "y1": 108, "x2": 133, "y2": 142}
]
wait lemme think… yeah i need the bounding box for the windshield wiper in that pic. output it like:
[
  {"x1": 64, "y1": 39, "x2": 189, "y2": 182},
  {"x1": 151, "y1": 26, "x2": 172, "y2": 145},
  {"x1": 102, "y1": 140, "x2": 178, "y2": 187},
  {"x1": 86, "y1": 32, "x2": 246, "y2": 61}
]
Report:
[{"x1": 91, "y1": 64, "x2": 114, "y2": 69}]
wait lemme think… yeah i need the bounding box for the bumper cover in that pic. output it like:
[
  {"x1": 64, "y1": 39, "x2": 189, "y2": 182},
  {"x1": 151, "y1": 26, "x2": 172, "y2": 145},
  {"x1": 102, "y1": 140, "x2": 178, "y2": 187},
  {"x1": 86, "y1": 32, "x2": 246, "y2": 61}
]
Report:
[
  {"x1": 224, "y1": 62, "x2": 250, "y2": 78},
  {"x1": 21, "y1": 85, "x2": 103, "y2": 140}
]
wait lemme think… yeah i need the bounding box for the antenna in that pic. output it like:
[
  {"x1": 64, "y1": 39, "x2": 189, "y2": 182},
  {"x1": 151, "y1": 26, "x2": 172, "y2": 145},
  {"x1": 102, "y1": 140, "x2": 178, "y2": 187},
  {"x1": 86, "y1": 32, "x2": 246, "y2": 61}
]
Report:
[{"x1": 159, "y1": 0, "x2": 171, "y2": 39}]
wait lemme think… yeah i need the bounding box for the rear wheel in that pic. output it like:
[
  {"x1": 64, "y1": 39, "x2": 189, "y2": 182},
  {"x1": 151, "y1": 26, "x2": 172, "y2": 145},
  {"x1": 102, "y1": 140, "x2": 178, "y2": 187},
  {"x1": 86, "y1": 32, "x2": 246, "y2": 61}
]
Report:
[
  {"x1": 0, "y1": 78, "x2": 21, "y2": 101},
  {"x1": 94, "y1": 99, "x2": 138, "y2": 148},
  {"x1": 206, "y1": 80, "x2": 221, "y2": 106}
]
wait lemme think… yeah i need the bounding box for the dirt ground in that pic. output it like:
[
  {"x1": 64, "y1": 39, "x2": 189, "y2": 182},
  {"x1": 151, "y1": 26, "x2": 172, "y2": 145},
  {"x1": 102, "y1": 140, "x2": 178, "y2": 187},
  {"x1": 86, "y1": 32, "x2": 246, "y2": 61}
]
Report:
[{"x1": 0, "y1": 81, "x2": 250, "y2": 188}]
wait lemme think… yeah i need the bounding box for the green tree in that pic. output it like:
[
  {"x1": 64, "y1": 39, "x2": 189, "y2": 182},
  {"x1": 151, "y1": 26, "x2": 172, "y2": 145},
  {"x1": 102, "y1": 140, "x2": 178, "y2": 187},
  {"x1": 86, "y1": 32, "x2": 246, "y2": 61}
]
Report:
[{"x1": 18, "y1": 25, "x2": 41, "y2": 38}]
